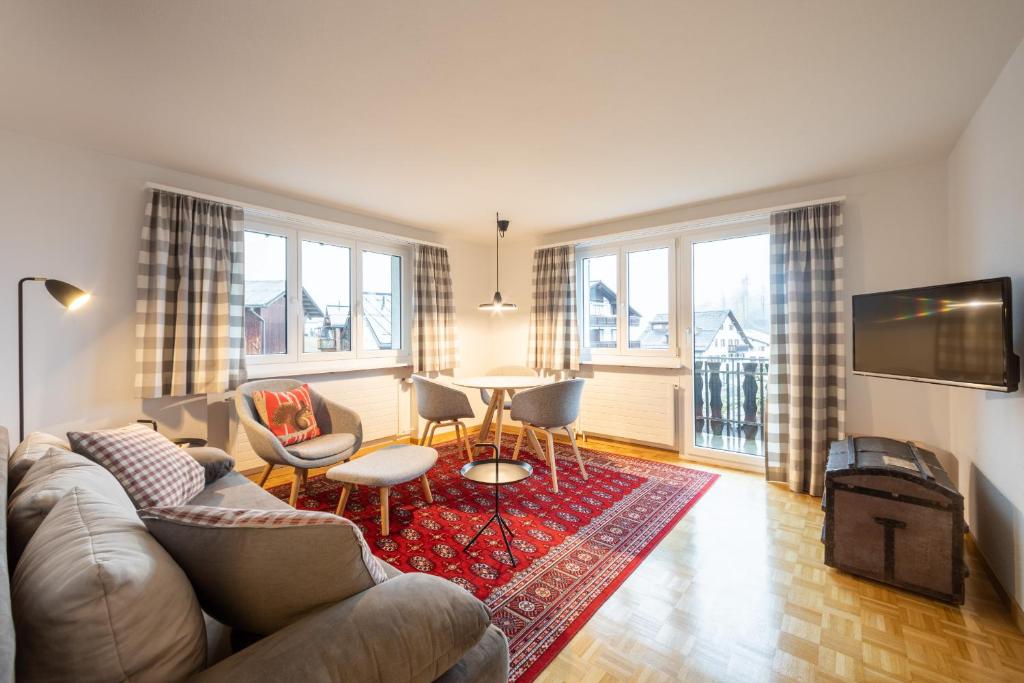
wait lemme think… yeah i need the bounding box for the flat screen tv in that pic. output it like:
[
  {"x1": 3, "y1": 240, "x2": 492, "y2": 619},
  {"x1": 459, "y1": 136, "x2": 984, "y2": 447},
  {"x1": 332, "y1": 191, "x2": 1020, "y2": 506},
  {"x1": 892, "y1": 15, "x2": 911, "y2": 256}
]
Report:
[{"x1": 853, "y1": 277, "x2": 1019, "y2": 392}]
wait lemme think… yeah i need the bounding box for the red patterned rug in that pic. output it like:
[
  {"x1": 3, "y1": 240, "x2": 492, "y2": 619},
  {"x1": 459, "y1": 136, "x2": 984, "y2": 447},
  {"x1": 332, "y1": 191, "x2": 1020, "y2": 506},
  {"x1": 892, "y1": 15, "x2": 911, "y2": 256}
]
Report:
[{"x1": 269, "y1": 434, "x2": 717, "y2": 682}]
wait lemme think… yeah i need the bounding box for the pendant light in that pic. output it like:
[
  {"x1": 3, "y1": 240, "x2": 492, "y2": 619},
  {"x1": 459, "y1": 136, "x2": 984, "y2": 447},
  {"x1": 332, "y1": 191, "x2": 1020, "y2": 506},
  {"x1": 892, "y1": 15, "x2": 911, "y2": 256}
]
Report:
[{"x1": 479, "y1": 212, "x2": 517, "y2": 311}]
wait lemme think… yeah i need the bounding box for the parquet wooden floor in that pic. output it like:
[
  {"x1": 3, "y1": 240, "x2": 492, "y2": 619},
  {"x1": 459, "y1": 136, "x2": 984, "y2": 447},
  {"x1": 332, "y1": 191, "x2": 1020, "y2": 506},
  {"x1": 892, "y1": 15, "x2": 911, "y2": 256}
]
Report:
[{"x1": 254, "y1": 432, "x2": 1024, "y2": 682}]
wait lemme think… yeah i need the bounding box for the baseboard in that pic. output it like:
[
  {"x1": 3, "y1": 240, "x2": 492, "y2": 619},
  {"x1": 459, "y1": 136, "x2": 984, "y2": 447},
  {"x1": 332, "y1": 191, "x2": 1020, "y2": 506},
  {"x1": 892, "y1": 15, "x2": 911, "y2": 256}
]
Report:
[{"x1": 965, "y1": 533, "x2": 1024, "y2": 634}]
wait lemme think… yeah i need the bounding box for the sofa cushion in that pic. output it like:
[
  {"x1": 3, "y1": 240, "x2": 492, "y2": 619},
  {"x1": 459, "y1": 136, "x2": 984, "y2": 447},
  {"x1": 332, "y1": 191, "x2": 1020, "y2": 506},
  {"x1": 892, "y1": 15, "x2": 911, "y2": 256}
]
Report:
[
  {"x1": 286, "y1": 432, "x2": 357, "y2": 460},
  {"x1": 68, "y1": 423, "x2": 205, "y2": 508},
  {"x1": 185, "y1": 446, "x2": 236, "y2": 483},
  {"x1": 12, "y1": 487, "x2": 206, "y2": 682},
  {"x1": 8, "y1": 431, "x2": 69, "y2": 490},
  {"x1": 139, "y1": 506, "x2": 389, "y2": 634},
  {"x1": 7, "y1": 448, "x2": 135, "y2": 565},
  {"x1": 189, "y1": 471, "x2": 293, "y2": 510},
  {"x1": 251, "y1": 383, "x2": 321, "y2": 446},
  {"x1": 189, "y1": 574, "x2": 495, "y2": 683}
]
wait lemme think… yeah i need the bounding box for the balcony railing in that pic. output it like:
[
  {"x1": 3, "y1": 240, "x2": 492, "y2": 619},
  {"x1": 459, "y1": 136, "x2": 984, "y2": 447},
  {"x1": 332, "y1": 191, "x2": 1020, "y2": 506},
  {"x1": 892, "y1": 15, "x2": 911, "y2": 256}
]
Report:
[{"x1": 694, "y1": 355, "x2": 768, "y2": 457}]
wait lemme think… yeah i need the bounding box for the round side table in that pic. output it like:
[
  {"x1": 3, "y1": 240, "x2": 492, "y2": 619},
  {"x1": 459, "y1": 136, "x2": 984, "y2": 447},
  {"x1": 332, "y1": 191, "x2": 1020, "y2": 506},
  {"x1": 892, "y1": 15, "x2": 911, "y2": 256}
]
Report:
[{"x1": 460, "y1": 442, "x2": 533, "y2": 566}]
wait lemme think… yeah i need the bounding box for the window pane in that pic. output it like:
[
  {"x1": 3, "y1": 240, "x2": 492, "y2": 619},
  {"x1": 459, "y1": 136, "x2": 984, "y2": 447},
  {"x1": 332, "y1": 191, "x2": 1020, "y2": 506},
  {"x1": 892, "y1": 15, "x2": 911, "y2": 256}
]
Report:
[
  {"x1": 627, "y1": 247, "x2": 670, "y2": 349},
  {"x1": 581, "y1": 254, "x2": 618, "y2": 349},
  {"x1": 244, "y1": 231, "x2": 288, "y2": 356},
  {"x1": 362, "y1": 251, "x2": 401, "y2": 351},
  {"x1": 302, "y1": 240, "x2": 351, "y2": 353}
]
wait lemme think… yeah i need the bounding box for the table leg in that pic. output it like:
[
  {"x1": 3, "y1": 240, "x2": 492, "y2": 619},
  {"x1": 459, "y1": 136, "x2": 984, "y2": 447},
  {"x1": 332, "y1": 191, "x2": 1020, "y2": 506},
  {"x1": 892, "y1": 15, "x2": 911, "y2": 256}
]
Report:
[
  {"x1": 493, "y1": 389, "x2": 505, "y2": 452},
  {"x1": 479, "y1": 397, "x2": 496, "y2": 441}
]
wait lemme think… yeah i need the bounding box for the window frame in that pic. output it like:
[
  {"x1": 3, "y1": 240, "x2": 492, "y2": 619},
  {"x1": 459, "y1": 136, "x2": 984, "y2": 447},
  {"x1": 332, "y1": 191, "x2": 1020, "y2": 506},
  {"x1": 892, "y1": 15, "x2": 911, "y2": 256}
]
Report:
[
  {"x1": 243, "y1": 214, "x2": 413, "y2": 374},
  {"x1": 577, "y1": 236, "x2": 677, "y2": 363}
]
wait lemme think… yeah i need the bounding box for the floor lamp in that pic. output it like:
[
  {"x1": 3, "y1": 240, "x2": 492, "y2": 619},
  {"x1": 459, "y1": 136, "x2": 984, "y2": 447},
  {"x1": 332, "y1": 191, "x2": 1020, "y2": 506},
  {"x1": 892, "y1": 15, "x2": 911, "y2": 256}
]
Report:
[{"x1": 18, "y1": 277, "x2": 91, "y2": 440}]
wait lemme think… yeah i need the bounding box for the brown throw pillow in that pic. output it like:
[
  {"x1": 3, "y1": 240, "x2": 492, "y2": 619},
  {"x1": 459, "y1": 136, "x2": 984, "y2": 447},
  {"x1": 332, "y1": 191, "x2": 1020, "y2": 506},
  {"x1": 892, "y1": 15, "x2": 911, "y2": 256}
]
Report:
[
  {"x1": 139, "y1": 506, "x2": 389, "y2": 634},
  {"x1": 68, "y1": 424, "x2": 205, "y2": 508}
]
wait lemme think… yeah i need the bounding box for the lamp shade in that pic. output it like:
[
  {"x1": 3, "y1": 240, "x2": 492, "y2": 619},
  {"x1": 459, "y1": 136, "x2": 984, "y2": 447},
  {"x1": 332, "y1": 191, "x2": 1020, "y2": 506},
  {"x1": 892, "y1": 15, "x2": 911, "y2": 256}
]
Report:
[
  {"x1": 44, "y1": 279, "x2": 91, "y2": 311},
  {"x1": 479, "y1": 290, "x2": 517, "y2": 311}
]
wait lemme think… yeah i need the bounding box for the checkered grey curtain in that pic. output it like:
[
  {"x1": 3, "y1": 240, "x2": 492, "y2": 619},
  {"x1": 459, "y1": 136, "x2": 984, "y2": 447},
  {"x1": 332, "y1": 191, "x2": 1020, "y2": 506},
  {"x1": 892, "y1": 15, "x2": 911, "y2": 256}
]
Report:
[
  {"x1": 527, "y1": 245, "x2": 579, "y2": 371},
  {"x1": 412, "y1": 245, "x2": 458, "y2": 372},
  {"x1": 135, "y1": 189, "x2": 247, "y2": 398},
  {"x1": 766, "y1": 202, "x2": 845, "y2": 496}
]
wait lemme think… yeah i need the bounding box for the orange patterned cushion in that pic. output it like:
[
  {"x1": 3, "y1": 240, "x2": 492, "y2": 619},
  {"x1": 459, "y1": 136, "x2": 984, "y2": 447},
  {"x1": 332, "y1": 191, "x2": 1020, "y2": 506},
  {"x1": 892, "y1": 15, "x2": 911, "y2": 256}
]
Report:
[{"x1": 251, "y1": 384, "x2": 321, "y2": 446}]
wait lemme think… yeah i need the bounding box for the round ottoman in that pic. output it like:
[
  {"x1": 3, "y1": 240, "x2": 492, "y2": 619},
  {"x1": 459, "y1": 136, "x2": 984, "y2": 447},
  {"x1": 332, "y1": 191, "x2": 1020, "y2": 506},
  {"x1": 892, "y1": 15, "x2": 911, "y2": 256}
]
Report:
[{"x1": 326, "y1": 444, "x2": 438, "y2": 535}]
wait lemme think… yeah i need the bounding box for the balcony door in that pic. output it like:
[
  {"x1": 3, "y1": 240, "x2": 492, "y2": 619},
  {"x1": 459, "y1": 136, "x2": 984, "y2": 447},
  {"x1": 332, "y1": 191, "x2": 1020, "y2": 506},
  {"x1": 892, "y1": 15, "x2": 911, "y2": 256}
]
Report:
[{"x1": 682, "y1": 225, "x2": 770, "y2": 468}]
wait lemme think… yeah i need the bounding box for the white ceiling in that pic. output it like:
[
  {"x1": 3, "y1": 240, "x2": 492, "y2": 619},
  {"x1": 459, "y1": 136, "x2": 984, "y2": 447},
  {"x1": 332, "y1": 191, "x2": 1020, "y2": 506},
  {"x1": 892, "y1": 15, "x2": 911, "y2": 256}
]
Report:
[{"x1": 2, "y1": 1, "x2": 1023, "y2": 241}]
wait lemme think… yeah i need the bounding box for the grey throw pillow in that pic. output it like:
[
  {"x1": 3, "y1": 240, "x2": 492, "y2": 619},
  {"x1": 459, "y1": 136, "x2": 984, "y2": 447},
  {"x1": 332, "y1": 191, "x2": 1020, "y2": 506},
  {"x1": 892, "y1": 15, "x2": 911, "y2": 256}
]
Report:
[
  {"x1": 139, "y1": 506, "x2": 390, "y2": 635},
  {"x1": 7, "y1": 448, "x2": 135, "y2": 565},
  {"x1": 13, "y1": 487, "x2": 206, "y2": 682},
  {"x1": 184, "y1": 446, "x2": 236, "y2": 483}
]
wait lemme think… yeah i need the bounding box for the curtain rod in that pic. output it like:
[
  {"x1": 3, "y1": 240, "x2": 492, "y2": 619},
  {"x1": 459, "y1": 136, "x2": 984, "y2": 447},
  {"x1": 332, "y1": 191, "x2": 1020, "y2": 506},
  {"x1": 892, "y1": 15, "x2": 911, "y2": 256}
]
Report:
[
  {"x1": 538, "y1": 195, "x2": 846, "y2": 249},
  {"x1": 145, "y1": 182, "x2": 445, "y2": 249}
]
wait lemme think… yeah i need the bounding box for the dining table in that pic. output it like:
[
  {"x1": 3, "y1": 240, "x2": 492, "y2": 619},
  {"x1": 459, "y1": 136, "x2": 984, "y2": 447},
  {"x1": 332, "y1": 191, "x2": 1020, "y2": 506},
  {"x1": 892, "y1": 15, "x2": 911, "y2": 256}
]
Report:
[{"x1": 452, "y1": 375, "x2": 551, "y2": 459}]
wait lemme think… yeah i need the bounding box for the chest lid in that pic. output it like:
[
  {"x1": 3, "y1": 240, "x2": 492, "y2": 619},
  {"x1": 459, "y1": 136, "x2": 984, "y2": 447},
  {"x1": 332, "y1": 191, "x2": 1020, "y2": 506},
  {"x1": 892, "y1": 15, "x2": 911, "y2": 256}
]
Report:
[{"x1": 826, "y1": 436, "x2": 960, "y2": 501}]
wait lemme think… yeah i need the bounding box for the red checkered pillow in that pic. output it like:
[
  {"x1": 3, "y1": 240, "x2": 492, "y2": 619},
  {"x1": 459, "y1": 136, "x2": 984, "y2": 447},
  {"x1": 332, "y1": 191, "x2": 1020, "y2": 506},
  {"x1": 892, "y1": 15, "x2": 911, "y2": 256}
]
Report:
[
  {"x1": 251, "y1": 384, "x2": 321, "y2": 446},
  {"x1": 67, "y1": 424, "x2": 205, "y2": 508}
]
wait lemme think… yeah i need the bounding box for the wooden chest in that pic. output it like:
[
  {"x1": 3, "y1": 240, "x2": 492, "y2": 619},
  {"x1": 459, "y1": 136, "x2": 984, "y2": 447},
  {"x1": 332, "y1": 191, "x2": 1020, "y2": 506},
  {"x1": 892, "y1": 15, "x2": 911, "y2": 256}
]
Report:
[{"x1": 823, "y1": 436, "x2": 966, "y2": 604}]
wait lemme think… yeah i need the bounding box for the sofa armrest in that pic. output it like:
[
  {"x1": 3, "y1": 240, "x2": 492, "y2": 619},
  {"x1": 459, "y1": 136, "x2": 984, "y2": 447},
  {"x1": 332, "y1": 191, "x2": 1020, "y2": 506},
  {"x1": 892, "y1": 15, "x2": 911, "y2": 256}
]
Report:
[{"x1": 189, "y1": 574, "x2": 491, "y2": 683}]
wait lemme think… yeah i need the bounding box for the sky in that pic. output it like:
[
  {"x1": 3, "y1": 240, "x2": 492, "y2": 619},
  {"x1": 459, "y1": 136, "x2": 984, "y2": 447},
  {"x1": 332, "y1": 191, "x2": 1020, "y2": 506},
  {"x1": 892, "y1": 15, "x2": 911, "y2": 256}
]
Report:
[
  {"x1": 244, "y1": 231, "x2": 398, "y2": 315},
  {"x1": 583, "y1": 232, "x2": 769, "y2": 334}
]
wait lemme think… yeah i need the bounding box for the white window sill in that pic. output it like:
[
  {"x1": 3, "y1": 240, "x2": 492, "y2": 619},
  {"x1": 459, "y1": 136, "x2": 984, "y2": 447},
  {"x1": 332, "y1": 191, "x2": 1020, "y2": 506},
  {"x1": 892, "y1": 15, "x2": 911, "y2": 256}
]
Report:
[
  {"x1": 581, "y1": 355, "x2": 685, "y2": 369},
  {"x1": 246, "y1": 357, "x2": 413, "y2": 379}
]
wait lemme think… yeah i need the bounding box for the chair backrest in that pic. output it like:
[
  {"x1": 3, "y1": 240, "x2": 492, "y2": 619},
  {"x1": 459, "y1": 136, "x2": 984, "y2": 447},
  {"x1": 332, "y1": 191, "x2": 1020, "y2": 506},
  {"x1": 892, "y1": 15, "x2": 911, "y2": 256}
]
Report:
[
  {"x1": 510, "y1": 378, "x2": 585, "y2": 429},
  {"x1": 486, "y1": 366, "x2": 536, "y2": 377},
  {"x1": 411, "y1": 376, "x2": 473, "y2": 422}
]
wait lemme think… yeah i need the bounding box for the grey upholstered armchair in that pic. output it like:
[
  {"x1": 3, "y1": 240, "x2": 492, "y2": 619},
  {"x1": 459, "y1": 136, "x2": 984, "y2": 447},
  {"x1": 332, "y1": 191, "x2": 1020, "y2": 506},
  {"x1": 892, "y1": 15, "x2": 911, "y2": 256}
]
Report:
[
  {"x1": 509, "y1": 378, "x2": 587, "y2": 493},
  {"x1": 235, "y1": 379, "x2": 363, "y2": 506},
  {"x1": 412, "y1": 375, "x2": 474, "y2": 461}
]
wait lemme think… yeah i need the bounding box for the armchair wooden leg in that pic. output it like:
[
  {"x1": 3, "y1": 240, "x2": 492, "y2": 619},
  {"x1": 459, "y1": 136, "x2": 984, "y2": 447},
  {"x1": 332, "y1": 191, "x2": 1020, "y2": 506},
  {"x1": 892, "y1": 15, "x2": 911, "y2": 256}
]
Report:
[
  {"x1": 335, "y1": 483, "x2": 353, "y2": 516},
  {"x1": 544, "y1": 429, "x2": 558, "y2": 493},
  {"x1": 256, "y1": 463, "x2": 274, "y2": 488},
  {"x1": 512, "y1": 428, "x2": 525, "y2": 460},
  {"x1": 420, "y1": 474, "x2": 433, "y2": 504},
  {"x1": 456, "y1": 421, "x2": 473, "y2": 461},
  {"x1": 419, "y1": 420, "x2": 433, "y2": 446},
  {"x1": 380, "y1": 487, "x2": 390, "y2": 535},
  {"x1": 525, "y1": 427, "x2": 546, "y2": 461},
  {"x1": 424, "y1": 422, "x2": 439, "y2": 448},
  {"x1": 565, "y1": 427, "x2": 588, "y2": 479},
  {"x1": 288, "y1": 468, "x2": 306, "y2": 507}
]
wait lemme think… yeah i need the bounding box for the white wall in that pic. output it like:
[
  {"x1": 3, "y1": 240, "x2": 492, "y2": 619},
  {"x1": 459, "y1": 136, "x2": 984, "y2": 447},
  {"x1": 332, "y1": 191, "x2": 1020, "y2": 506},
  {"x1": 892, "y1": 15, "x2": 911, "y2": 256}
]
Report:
[
  {"x1": 947, "y1": 38, "x2": 1024, "y2": 610},
  {"x1": 0, "y1": 129, "x2": 451, "y2": 452},
  {"x1": 535, "y1": 161, "x2": 953, "y2": 457}
]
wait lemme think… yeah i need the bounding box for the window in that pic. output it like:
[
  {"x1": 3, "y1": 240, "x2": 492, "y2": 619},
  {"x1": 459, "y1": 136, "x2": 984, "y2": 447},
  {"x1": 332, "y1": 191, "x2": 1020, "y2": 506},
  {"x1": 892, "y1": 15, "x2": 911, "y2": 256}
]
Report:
[
  {"x1": 301, "y1": 239, "x2": 352, "y2": 353},
  {"x1": 244, "y1": 217, "x2": 410, "y2": 368},
  {"x1": 244, "y1": 230, "x2": 289, "y2": 356},
  {"x1": 580, "y1": 253, "x2": 618, "y2": 349},
  {"x1": 577, "y1": 240, "x2": 675, "y2": 358},
  {"x1": 362, "y1": 250, "x2": 402, "y2": 351},
  {"x1": 627, "y1": 247, "x2": 670, "y2": 350}
]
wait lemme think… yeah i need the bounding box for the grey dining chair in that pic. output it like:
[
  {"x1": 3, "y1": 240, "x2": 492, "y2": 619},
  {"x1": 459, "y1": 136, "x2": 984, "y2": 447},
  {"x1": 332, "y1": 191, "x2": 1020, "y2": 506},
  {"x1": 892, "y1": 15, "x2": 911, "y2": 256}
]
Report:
[
  {"x1": 235, "y1": 379, "x2": 363, "y2": 506},
  {"x1": 412, "y1": 375, "x2": 474, "y2": 461},
  {"x1": 479, "y1": 365, "x2": 536, "y2": 440},
  {"x1": 509, "y1": 378, "x2": 587, "y2": 493}
]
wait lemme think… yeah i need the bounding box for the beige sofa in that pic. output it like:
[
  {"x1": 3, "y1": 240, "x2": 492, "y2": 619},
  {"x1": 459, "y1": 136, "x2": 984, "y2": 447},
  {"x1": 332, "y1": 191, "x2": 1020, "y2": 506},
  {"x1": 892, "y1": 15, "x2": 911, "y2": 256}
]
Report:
[{"x1": 0, "y1": 426, "x2": 509, "y2": 682}]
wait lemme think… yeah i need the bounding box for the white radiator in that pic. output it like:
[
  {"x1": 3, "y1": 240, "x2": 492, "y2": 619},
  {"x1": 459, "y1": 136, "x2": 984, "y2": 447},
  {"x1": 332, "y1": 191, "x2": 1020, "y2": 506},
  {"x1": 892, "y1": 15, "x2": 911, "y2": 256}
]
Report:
[
  {"x1": 230, "y1": 373, "x2": 404, "y2": 472},
  {"x1": 578, "y1": 370, "x2": 678, "y2": 448}
]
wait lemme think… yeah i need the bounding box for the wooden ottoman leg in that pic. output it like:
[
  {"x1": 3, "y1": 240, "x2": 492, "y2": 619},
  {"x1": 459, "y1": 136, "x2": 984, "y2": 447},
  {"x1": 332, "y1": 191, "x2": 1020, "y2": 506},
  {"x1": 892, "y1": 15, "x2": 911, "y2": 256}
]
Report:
[
  {"x1": 380, "y1": 487, "x2": 390, "y2": 535},
  {"x1": 420, "y1": 474, "x2": 434, "y2": 504},
  {"x1": 335, "y1": 483, "x2": 353, "y2": 516}
]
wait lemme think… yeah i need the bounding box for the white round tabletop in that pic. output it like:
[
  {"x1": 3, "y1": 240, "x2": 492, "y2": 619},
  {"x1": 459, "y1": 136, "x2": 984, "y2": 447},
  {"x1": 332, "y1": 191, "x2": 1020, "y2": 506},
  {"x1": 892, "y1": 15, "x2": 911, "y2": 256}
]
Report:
[{"x1": 453, "y1": 375, "x2": 550, "y2": 390}]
